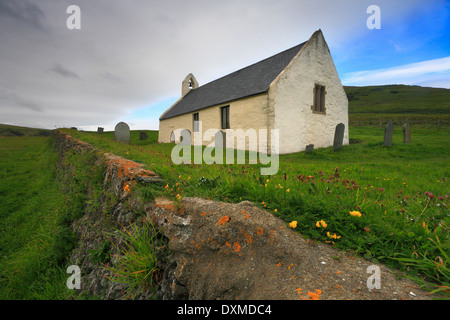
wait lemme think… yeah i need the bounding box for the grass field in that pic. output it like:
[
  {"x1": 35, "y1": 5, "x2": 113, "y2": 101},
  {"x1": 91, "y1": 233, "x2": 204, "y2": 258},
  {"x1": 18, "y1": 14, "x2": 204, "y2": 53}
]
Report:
[
  {"x1": 0, "y1": 135, "x2": 72, "y2": 299},
  {"x1": 0, "y1": 128, "x2": 102, "y2": 299},
  {"x1": 63, "y1": 124, "x2": 449, "y2": 295}
]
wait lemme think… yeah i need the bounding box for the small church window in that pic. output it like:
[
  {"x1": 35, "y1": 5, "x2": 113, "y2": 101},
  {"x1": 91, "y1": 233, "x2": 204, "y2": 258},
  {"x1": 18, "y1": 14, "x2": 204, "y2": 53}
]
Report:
[
  {"x1": 221, "y1": 106, "x2": 230, "y2": 129},
  {"x1": 193, "y1": 113, "x2": 199, "y2": 132},
  {"x1": 312, "y1": 84, "x2": 326, "y2": 114}
]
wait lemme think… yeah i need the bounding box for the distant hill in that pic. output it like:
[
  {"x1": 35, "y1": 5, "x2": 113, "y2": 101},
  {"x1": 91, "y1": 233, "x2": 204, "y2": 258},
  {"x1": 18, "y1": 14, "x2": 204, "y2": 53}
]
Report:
[
  {"x1": 2, "y1": 85, "x2": 449, "y2": 132},
  {"x1": 0, "y1": 124, "x2": 52, "y2": 137},
  {"x1": 344, "y1": 85, "x2": 450, "y2": 124}
]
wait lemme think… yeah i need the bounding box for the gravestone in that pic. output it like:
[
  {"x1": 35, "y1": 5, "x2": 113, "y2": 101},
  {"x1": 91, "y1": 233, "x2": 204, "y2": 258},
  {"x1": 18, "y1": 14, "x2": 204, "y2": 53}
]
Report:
[
  {"x1": 333, "y1": 123, "x2": 345, "y2": 151},
  {"x1": 97, "y1": 127, "x2": 104, "y2": 134},
  {"x1": 139, "y1": 131, "x2": 148, "y2": 141},
  {"x1": 402, "y1": 122, "x2": 411, "y2": 143},
  {"x1": 305, "y1": 144, "x2": 314, "y2": 153},
  {"x1": 179, "y1": 129, "x2": 191, "y2": 145},
  {"x1": 114, "y1": 122, "x2": 130, "y2": 144},
  {"x1": 215, "y1": 130, "x2": 226, "y2": 149},
  {"x1": 383, "y1": 120, "x2": 394, "y2": 147}
]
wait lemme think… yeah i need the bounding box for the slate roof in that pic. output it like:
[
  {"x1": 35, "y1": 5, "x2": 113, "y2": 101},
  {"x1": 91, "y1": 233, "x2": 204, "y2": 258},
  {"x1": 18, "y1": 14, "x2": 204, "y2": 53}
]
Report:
[{"x1": 160, "y1": 41, "x2": 307, "y2": 120}]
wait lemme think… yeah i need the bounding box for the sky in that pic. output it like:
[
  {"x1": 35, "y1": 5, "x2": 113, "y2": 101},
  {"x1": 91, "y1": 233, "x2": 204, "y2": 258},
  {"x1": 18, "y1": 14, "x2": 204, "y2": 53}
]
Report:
[{"x1": 0, "y1": 0, "x2": 449, "y2": 131}]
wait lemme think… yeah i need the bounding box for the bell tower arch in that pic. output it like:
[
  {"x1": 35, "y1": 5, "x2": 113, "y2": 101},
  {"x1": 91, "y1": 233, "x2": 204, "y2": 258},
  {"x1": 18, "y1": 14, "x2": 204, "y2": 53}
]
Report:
[{"x1": 182, "y1": 73, "x2": 199, "y2": 97}]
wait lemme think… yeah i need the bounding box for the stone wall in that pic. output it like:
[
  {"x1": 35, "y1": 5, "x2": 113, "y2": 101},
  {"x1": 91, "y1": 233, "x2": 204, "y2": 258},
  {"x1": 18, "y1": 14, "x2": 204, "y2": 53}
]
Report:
[
  {"x1": 53, "y1": 130, "x2": 430, "y2": 300},
  {"x1": 54, "y1": 129, "x2": 164, "y2": 299}
]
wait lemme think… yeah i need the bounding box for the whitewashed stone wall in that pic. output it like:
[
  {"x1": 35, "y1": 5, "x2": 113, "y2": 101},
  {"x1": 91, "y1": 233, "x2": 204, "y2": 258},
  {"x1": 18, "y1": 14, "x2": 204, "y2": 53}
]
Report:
[{"x1": 270, "y1": 30, "x2": 349, "y2": 154}]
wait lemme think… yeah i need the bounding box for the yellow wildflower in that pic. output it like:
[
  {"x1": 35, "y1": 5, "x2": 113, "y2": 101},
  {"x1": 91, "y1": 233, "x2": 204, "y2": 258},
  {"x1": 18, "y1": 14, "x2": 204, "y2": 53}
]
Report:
[
  {"x1": 327, "y1": 232, "x2": 341, "y2": 239},
  {"x1": 289, "y1": 221, "x2": 298, "y2": 229},
  {"x1": 349, "y1": 211, "x2": 362, "y2": 217},
  {"x1": 316, "y1": 219, "x2": 327, "y2": 228}
]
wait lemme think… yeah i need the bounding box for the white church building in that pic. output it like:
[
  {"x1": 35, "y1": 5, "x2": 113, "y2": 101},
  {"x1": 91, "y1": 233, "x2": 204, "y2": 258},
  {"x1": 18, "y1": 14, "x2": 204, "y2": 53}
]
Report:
[{"x1": 158, "y1": 29, "x2": 349, "y2": 154}]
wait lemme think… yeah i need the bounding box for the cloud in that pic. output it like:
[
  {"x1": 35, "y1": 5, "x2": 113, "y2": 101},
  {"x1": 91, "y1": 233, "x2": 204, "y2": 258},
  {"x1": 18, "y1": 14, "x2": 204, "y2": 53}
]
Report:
[
  {"x1": 342, "y1": 57, "x2": 450, "y2": 88},
  {"x1": 0, "y1": 0, "x2": 46, "y2": 30},
  {"x1": 0, "y1": 0, "x2": 446, "y2": 130},
  {"x1": 47, "y1": 63, "x2": 81, "y2": 79},
  {"x1": 0, "y1": 91, "x2": 42, "y2": 112},
  {"x1": 100, "y1": 72, "x2": 122, "y2": 84}
]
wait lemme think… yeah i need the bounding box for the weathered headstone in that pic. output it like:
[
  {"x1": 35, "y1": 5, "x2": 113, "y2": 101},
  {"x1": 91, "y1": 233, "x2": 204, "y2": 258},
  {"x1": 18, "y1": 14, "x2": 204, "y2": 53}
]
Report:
[
  {"x1": 114, "y1": 122, "x2": 130, "y2": 144},
  {"x1": 305, "y1": 144, "x2": 314, "y2": 153},
  {"x1": 179, "y1": 129, "x2": 191, "y2": 145},
  {"x1": 215, "y1": 130, "x2": 226, "y2": 149},
  {"x1": 383, "y1": 120, "x2": 394, "y2": 147},
  {"x1": 97, "y1": 127, "x2": 104, "y2": 134},
  {"x1": 333, "y1": 123, "x2": 345, "y2": 151},
  {"x1": 139, "y1": 131, "x2": 148, "y2": 141},
  {"x1": 402, "y1": 122, "x2": 411, "y2": 143}
]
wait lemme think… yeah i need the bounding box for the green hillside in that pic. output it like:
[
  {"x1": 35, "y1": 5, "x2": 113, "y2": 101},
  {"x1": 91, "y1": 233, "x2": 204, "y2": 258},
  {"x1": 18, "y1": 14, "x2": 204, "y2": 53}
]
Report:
[
  {"x1": 344, "y1": 85, "x2": 450, "y2": 124},
  {"x1": 0, "y1": 124, "x2": 52, "y2": 137}
]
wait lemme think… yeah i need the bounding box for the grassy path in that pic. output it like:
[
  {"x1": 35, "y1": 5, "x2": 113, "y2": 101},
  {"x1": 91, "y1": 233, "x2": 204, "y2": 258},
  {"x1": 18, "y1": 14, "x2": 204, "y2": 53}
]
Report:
[{"x1": 0, "y1": 136, "x2": 73, "y2": 299}]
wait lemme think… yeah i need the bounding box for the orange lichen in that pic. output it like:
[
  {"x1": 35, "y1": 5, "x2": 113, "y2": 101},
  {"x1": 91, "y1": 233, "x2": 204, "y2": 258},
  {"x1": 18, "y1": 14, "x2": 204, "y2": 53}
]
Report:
[
  {"x1": 244, "y1": 233, "x2": 252, "y2": 244},
  {"x1": 218, "y1": 216, "x2": 230, "y2": 225},
  {"x1": 233, "y1": 242, "x2": 241, "y2": 252},
  {"x1": 307, "y1": 289, "x2": 322, "y2": 300}
]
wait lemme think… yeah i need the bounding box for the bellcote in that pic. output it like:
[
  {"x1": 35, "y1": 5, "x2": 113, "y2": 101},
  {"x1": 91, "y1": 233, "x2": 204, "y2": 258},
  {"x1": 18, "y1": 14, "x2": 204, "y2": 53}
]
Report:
[{"x1": 182, "y1": 73, "x2": 199, "y2": 97}]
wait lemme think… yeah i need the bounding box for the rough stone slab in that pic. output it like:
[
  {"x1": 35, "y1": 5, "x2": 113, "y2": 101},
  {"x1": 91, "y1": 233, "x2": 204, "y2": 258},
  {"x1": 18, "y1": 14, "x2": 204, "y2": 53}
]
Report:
[
  {"x1": 333, "y1": 123, "x2": 345, "y2": 151},
  {"x1": 402, "y1": 122, "x2": 411, "y2": 143},
  {"x1": 149, "y1": 197, "x2": 431, "y2": 300},
  {"x1": 383, "y1": 120, "x2": 394, "y2": 147},
  {"x1": 114, "y1": 122, "x2": 130, "y2": 144},
  {"x1": 139, "y1": 131, "x2": 148, "y2": 141}
]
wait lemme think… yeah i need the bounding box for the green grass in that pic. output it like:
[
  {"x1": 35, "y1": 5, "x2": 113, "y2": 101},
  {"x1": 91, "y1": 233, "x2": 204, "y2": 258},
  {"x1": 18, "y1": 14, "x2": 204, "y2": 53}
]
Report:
[
  {"x1": 0, "y1": 126, "x2": 107, "y2": 299},
  {"x1": 0, "y1": 136, "x2": 75, "y2": 299},
  {"x1": 103, "y1": 221, "x2": 166, "y2": 300},
  {"x1": 0, "y1": 127, "x2": 165, "y2": 299},
  {"x1": 64, "y1": 125, "x2": 450, "y2": 296},
  {"x1": 345, "y1": 85, "x2": 450, "y2": 125}
]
